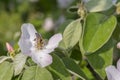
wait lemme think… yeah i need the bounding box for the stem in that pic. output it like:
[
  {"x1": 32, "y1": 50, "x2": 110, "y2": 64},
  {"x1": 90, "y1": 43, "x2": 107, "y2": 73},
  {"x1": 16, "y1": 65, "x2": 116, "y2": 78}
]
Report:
[
  {"x1": 87, "y1": 62, "x2": 102, "y2": 80},
  {"x1": 17, "y1": 71, "x2": 24, "y2": 80}
]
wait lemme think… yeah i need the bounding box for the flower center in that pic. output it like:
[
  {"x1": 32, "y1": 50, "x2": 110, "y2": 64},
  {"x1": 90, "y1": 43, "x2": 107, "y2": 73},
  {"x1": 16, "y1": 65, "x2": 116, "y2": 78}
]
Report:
[{"x1": 34, "y1": 33, "x2": 45, "y2": 50}]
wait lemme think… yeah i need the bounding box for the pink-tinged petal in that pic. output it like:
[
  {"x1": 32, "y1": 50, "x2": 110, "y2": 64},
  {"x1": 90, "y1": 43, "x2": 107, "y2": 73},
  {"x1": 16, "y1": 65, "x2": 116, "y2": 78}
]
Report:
[
  {"x1": 31, "y1": 51, "x2": 52, "y2": 67},
  {"x1": 117, "y1": 59, "x2": 120, "y2": 71},
  {"x1": 105, "y1": 66, "x2": 120, "y2": 80},
  {"x1": 18, "y1": 23, "x2": 37, "y2": 56},
  {"x1": 46, "y1": 33, "x2": 62, "y2": 50},
  {"x1": 6, "y1": 42, "x2": 14, "y2": 53}
]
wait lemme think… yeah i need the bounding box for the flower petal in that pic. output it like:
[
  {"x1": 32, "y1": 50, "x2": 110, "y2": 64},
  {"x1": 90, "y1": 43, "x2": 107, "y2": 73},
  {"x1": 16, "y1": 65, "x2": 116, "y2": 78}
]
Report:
[
  {"x1": 57, "y1": 0, "x2": 74, "y2": 8},
  {"x1": 117, "y1": 59, "x2": 120, "y2": 71},
  {"x1": 40, "y1": 49, "x2": 54, "y2": 54},
  {"x1": 112, "y1": 0, "x2": 117, "y2": 5},
  {"x1": 20, "y1": 23, "x2": 37, "y2": 41},
  {"x1": 18, "y1": 38, "x2": 32, "y2": 56},
  {"x1": 117, "y1": 42, "x2": 120, "y2": 49},
  {"x1": 46, "y1": 33, "x2": 62, "y2": 50},
  {"x1": 31, "y1": 51, "x2": 52, "y2": 67},
  {"x1": 43, "y1": 17, "x2": 54, "y2": 32},
  {"x1": 83, "y1": 0, "x2": 90, "y2": 3},
  {"x1": 105, "y1": 66, "x2": 120, "y2": 80},
  {"x1": 18, "y1": 23, "x2": 37, "y2": 56}
]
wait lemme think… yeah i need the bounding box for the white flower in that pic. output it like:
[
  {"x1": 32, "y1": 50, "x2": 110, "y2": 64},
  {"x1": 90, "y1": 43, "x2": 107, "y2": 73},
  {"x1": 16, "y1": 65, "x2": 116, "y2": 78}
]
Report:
[
  {"x1": 105, "y1": 59, "x2": 120, "y2": 80},
  {"x1": 112, "y1": 0, "x2": 117, "y2": 5},
  {"x1": 18, "y1": 23, "x2": 62, "y2": 67},
  {"x1": 43, "y1": 17, "x2": 54, "y2": 32},
  {"x1": 57, "y1": 0, "x2": 74, "y2": 9},
  {"x1": 82, "y1": 0, "x2": 90, "y2": 3},
  {"x1": 117, "y1": 42, "x2": 120, "y2": 49}
]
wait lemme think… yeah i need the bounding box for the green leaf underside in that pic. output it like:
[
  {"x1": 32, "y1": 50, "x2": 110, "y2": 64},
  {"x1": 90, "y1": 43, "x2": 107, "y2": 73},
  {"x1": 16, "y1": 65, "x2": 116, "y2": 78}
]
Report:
[
  {"x1": 0, "y1": 56, "x2": 11, "y2": 64},
  {"x1": 49, "y1": 54, "x2": 71, "y2": 80},
  {"x1": 62, "y1": 57, "x2": 88, "y2": 80},
  {"x1": 63, "y1": 19, "x2": 82, "y2": 49},
  {"x1": 13, "y1": 53, "x2": 27, "y2": 76},
  {"x1": 87, "y1": 39, "x2": 113, "y2": 79},
  {"x1": 22, "y1": 66, "x2": 53, "y2": 80},
  {"x1": 82, "y1": 13, "x2": 116, "y2": 54},
  {"x1": 85, "y1": 0, "x2": 113, "y2": 12},
  {"x1": 0, "y1": 61, "x2": 13, "y2": 80}
]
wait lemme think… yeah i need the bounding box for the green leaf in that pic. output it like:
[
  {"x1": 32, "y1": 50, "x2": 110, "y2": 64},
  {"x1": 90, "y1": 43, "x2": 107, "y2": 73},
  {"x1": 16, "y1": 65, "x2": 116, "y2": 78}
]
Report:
[
  {"x1": 0, "y1": 61, "x2": 13, "y2": 80},
  {"x1": 85, "y1": 0, "x2": 114, "y2": 12},
  {"x1": 0, "y1": 56, "x2": 11, "y2": 63},
  {"x1": 22, "y1": 66, "x2": 53, "y2": 80},
  {"x1": 62, "y1": 57, "x2": 88, "y2": 80},
  {"x1": 49, "y1": 54, "x2": 71, "y2": 80},
  {"x1": 57, "y1": 20, "x2": 73, "y2": 34},
  {"x1": 63, "y1": 19, "x2": 82, "y2": 49},
  {"x1": 81, "y1": 13, "x2": 117, "y2": 54},
  {"x1": 86, "y1": 39, "x2": 113, "y2": 79},
  {"x1": 13, "y1": 53, "x2": 27, "y2": 76}
]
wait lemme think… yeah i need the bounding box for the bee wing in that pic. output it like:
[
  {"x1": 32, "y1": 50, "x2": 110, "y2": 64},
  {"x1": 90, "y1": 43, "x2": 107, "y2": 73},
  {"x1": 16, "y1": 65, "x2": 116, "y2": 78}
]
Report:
[{"x1": 35, "y1": 33, "x2": 42, "y2": 39}]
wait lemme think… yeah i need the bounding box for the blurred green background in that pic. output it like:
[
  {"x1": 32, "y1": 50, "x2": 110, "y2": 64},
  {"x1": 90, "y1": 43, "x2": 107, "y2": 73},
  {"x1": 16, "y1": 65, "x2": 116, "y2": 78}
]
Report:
[{"x1": 0, "y1": 0, "x2": 78, "y2": 55}]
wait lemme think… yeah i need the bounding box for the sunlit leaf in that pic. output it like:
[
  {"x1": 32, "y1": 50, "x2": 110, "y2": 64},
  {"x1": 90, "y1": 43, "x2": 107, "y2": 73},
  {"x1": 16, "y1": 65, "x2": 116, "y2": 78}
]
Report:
[
  {"x1": 13, "y1": 53, "x2": 27, "y2": 76},
  {"x1": 85, "y1": 0, "x2": 115, "y2": 12},
  {"x1": 80, "y1": 13, "x2": 117, "y2": 54},
  {"x1": 63, "y1": 19, "x2": 82, "y2": 49},
  {"x1": 57, "y1": 20, "x2": 73, "y2": 34}
]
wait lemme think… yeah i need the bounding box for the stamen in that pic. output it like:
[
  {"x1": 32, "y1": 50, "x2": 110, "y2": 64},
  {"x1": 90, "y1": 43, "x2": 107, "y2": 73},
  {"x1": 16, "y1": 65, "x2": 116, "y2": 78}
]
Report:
[{"x1": 34, "y1": 33, "x2": 45, "y2": 50}]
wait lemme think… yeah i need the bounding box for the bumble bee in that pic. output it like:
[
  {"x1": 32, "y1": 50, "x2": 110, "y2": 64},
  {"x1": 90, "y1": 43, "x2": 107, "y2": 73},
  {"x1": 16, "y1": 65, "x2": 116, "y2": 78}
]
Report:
[{"x1": 34, "y1": 33, "x2": 45, "y2": 50}]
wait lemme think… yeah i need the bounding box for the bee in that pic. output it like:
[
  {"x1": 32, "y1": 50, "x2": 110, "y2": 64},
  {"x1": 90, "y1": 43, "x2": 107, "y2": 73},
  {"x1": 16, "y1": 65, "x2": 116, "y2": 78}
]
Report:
[{"x1": 34, "y1": 33, "x2": 45, "y2": 50}]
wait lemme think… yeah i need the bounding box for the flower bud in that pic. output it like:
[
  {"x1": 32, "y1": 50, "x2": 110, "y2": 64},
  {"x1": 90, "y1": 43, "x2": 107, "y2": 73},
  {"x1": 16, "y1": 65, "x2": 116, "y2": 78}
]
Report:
[{"x1": 6, "y1": 42, "x2": 14, "y2": 53}]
